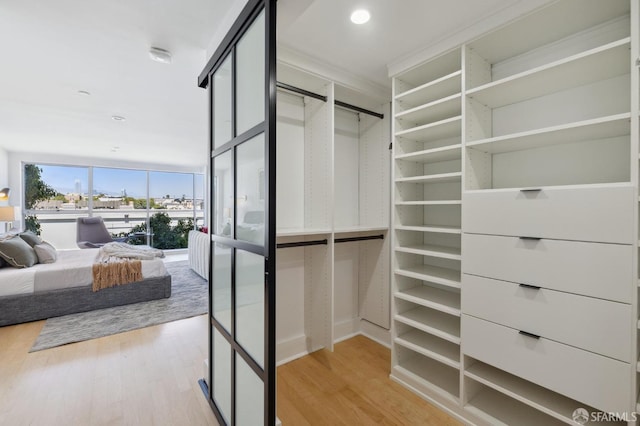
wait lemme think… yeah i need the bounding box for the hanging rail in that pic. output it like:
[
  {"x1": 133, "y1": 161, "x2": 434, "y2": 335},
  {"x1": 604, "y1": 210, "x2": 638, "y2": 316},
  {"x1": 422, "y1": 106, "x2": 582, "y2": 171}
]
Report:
[
  {"x1": 334, "y1": 100, "x2": 384, "y2": 120},
  {"x1": 276, "y1": 82, "x2": 327, "y2": 102},
  {"x1": 276, "y1": 238, "x2": 328, "y2": 249},
  {"x1": 335, "y1": 234, "x2": 384, "y2": 244},
  {"x1": 276, "y1": 81, "x2": 384, "y2": 120}
]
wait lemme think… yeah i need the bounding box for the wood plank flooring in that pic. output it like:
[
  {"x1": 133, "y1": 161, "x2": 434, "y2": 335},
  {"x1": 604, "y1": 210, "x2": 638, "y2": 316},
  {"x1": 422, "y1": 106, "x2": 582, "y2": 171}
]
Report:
[
  {"x1": 277, "y1": 335, "x2": 461, "y2": 426},
  {"x1": 0, "y1": 315, "x2": 217, "y2": 426},
  {"x1": 0, "y1": 315, "x2": 459, "y2": 425}
]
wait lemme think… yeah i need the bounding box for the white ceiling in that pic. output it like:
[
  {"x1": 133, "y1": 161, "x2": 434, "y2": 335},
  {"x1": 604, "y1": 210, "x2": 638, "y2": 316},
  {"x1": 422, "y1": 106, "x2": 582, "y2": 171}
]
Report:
[{"x1": 0, "y1": 0, "x2": 545, "y2": 169}]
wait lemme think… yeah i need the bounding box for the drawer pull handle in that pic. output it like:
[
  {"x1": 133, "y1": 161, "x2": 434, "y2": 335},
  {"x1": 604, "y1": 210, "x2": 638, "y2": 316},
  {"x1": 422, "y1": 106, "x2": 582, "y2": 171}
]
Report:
[
  {"x1": 519, "y1": 283, "x2": 541, "y2": 290},
  {"x1": 520, "y1": 188, "x2": 542, "y2": 192},
  {"x1": 519, "y1": 330, "x2": 540, "y2": 340},
  {"x1": 519, "y1": 236, "x2": 541, "y2": 241}
]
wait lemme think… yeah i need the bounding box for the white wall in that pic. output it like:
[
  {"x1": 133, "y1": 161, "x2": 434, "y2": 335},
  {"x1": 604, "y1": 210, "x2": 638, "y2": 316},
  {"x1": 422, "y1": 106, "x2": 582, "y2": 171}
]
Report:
[
  {"x1": 206, "y1": 0, "x2": 251, "y2": 59},
  {"x1": 0, "y1": 147, "x2": 8, "y2": 189}
]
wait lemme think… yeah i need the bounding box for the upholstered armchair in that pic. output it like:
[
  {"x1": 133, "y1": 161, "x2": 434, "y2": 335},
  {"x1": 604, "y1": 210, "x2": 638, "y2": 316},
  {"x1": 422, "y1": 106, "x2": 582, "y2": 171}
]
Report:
[{"x1": 76, "y1": 216, "x2": 128, "y2": 249}]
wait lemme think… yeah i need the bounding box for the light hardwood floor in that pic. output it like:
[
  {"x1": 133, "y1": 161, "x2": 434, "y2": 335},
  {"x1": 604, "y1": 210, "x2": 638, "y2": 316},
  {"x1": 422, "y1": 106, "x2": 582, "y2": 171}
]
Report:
[
  {"x1": 0, "y1": 315, "x2": 217, "y2": 426},
  {"x1": 277, "y1": 335, "x2": 461, "y2": 426},
  {"x1": 0, "y1": 315, "x2": 459, "y2": 425}
]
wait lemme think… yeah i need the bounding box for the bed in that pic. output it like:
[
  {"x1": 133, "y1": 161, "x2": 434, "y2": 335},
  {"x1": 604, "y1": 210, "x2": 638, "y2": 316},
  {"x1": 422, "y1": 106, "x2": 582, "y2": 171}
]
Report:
[{"x1": 0, "y1": 248, "x2": 171, "y2": 327}]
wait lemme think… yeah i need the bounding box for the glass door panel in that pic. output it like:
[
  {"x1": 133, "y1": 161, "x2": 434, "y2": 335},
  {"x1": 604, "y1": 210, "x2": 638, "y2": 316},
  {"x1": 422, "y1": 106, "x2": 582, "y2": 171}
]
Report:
[
  {"x1": 235, "y1": 353, "x2": 264, "y2": 426},
  {"x1": 212, "y1": 243, "x2": 232, "y2": 332},
  {"x1": 236, "y1": 133, "x2": 265, "y2": 246},
  {"x1": 213, "y1": 327, "x2": 232, "y2": 423},
  {"x1": 213, "y1": 150, "x2": 233, "y2": 237},
  {"x1": 235, "y1": 249, "x2": 265, "y2": 368},
  {"x1": 201, "y1": 1, "x2": 275, "y2": 424},
  {"x1": 236, "y1": 10, "x2": 266, "y2": 135},
  {"x1": 214, "y1": 55, "x2": 233, "y2": 149}
]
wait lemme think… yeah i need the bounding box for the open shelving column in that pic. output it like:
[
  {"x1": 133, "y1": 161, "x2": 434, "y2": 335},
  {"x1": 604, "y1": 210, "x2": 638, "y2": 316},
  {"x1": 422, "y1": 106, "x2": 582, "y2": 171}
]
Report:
[{"x1": 391, "y1": 48, "x2": 463, "y2": 409}]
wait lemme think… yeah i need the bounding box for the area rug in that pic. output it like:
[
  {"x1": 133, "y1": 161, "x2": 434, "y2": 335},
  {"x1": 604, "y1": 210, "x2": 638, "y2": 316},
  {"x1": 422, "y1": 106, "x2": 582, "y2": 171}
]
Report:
[{"x1": 30, "y1": 260, "x2": 206, "y2": 352}]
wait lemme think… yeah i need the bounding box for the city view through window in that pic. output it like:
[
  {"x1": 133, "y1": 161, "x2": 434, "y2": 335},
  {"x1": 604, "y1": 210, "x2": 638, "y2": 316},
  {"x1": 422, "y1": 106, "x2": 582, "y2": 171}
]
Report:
[{"x1": 24, "y1": 163, "x2": 205, "y2": 250}]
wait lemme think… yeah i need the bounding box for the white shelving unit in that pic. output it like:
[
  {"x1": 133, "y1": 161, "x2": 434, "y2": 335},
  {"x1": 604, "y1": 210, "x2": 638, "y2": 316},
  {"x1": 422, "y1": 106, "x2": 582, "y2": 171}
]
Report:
[
  {"x1": 390, "y1": 0, "x2": 638, "y2": 423},
  {"x1": 392, "y1": 46, "x2": 464, "y2": 416},
  {"x1": 275, "y1": 64, "x2": 391, "y2": 364}
]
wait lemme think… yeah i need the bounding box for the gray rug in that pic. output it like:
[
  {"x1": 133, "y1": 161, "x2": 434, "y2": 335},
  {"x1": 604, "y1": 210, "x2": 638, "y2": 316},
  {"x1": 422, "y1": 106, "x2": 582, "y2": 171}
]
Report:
[{"x1": 30, "y1": 260, "x2": 207, "y2": 352}]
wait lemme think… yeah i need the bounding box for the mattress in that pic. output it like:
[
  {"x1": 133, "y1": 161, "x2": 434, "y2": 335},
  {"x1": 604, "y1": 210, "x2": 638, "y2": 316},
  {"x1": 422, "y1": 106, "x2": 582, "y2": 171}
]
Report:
[{"x1": 0, "y1": 248, "x2": 168, "y2": 297}]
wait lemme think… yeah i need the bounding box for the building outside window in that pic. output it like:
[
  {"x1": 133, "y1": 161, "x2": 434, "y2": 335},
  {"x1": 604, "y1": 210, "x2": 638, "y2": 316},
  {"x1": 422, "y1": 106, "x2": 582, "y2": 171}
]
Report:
[{"x1": 23, "y1": 163, "x2": 205, "y2": 250}]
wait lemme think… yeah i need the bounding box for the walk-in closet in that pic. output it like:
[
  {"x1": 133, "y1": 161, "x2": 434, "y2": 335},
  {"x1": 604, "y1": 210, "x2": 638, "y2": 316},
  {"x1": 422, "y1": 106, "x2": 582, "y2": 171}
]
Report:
[{"x1": 275, "y1": 63, "x2": 391, "y2": 363}]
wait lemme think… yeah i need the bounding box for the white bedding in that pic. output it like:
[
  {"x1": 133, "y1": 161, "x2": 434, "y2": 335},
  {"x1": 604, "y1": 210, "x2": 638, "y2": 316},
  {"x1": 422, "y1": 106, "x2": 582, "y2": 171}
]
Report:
[{"x1": 0, "y1": 248, "x2": 168, "y2": 297}]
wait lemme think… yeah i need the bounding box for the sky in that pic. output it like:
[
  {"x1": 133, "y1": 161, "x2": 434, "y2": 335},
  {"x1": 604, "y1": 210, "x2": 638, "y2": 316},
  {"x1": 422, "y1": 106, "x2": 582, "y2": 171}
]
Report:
[{"x1": 37, "y1": 165, "x2": 204, "y2": 199}]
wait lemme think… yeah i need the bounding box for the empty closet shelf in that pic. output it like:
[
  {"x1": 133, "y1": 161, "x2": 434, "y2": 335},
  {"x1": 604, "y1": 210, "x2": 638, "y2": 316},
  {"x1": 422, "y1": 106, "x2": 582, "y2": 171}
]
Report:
[
  {"x1": 392, "y1": 356, "x2": 460, "y2": 404},
  {"x1": 465, "y1": 361, "x2": 612, "y2": 425},
  {"x1": 395, "y1": 93, "x2": 461, "y2": 125},
  {"x1": 395, "y1": 264, "x2": 461, "y2": 288},
  {"x1": 466, "y1": 113, "x2": 630, "y2": 154},
  {"x1": 395, "y1": 200, "x2": 461, "y2": 206},
  {"x1": 395, "y1": 70, "x2": 462, "y2": 109},
  {"x1": 395, "y1": 306, "x2": 460, "y2": 343},
  {"x1": 395, "y1": 244, "x2": 461, "y2": 260},
  {"x1": 466, "y1": 38, "x2": 630, "y2": 109},
  {"x1": 395, "y1": 225, "x2": 461, "y2": 234},
  {"x1": 395, "y1": 144, "x2": 462, "y2": 163},
  {"x1": 395, "y1": 329, "x2": 460, "y2": 369},
  {"x1": 395, "y1": 285, "x2": 461, "y2": 316},
  {"x1": 395, "y1": 172, "x2": 461, "y2": 184},
  {"x1": 395, "y1": 116, "x2": 461, "y2": 142}
]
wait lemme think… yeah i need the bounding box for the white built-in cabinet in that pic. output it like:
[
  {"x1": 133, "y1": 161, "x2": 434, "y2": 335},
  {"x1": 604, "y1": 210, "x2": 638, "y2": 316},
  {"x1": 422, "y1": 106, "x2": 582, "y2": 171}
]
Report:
[
  {"x1": 391, "y1": 0, "x2": 640, "y2": 424},
  {"x1": 275, "y1": 63, "x2": 391, "y2": 364}
]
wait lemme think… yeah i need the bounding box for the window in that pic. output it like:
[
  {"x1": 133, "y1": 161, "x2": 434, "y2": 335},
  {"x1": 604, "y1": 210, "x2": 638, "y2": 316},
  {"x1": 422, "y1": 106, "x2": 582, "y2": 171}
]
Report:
[{"x1": 23, "y1": 163, "x2": 205, "y2": 250}]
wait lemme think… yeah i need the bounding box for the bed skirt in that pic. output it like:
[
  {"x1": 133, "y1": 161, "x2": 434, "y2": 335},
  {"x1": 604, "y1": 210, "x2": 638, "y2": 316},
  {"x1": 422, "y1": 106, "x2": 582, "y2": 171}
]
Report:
[{"x1": 0, "y1": 275, "x2": 172, "y2": 327}]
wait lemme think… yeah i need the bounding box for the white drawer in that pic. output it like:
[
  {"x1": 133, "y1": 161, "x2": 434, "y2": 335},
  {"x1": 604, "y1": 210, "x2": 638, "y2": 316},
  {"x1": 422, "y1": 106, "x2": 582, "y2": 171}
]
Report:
[
  {"x1": 462, "y1": 315, "x2": 631, "y2": 414},
  {"x1": 462, "y1": 233, "x2": 632, "y2": 303},
  {"x1": 462, "y1": 185, "x2": 634, "y2": 244},
  {"x1": 462, "y1": 274, "x2": 631, "y2": 362}
]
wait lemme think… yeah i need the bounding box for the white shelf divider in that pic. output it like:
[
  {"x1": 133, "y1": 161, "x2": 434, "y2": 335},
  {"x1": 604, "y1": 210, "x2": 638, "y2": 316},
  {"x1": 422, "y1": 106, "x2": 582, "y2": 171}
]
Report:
[
  {"x1": 395, "y1": 284, "x2": 461, "y2": 316},
  {"x1": 394, "y1": 264, "x2": 461, "y2": 288},
  {"x1": 395, "y1": 144, "x2": 462, "y2": 163},
  {"x1": 395, "y1": 115, "x2": 461, "y2": 142},
  {"x1": 395, "y1": 224, "x2": 461, "y2": 235},
  {"x1": 395, "y1": 243, "x2": 461, "y2": 260},
  {"x1": 395, "y1": 93, "x2": 461, "y2": 127},
  {"x1": 395, "y1": 306, "x2": 461, "y2": 343},
  {"x1": 395, "y1": 200, "x2": 462, "y2": 206},
  {"x1": 395, "y1": 172, "x2": 462, "y2": 184},
  {"x1": 395, "y1": 329, "x2": 460, "y2": 369},
  {"x1": 392, "y1": 355, "x2": 460, "y2": 403},
  {"x1": 464, "y1": 387, "x2": 566, "y2": 426},
  {"x1": 395, "y1": 70, "x2": 462, "y2": 108},
  {"x1": 465, "y1": 361, "x2": 618, "y2": 425},
  {"x1": 466, "y1": 113, "x2": 631, "y2": 153},
  {"x1": 466, "y1": 38, "x2": 630, "y2": 109}
]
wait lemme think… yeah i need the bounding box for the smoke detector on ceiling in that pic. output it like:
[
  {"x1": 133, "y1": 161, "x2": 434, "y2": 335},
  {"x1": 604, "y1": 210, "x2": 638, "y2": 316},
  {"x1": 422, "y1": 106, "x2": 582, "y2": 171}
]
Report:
[{"x1": 149, "y1": 47, "x2": 172, "y2": 64}]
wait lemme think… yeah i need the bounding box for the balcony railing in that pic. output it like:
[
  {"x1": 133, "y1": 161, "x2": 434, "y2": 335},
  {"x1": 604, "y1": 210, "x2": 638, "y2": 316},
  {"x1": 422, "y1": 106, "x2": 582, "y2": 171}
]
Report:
[{"x1": 26, "y1": 210, "x2": 205, "y2": 250}]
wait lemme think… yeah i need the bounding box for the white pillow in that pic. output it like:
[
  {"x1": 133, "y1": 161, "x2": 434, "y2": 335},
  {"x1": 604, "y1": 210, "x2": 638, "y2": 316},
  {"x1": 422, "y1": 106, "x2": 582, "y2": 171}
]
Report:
[{"x1": 34, "y1": 241, "x2": 57, "y2": 264}]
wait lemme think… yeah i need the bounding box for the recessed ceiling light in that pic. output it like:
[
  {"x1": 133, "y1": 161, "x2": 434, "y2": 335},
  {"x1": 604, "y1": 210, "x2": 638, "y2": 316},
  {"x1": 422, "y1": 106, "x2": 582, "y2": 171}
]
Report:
[
  {"x1": 350, "y1": 9, "x2": 370, "y2": 25},
  {"x1": 77, "y1": 90, "x2": 91, "y2": 96},
  {"x1": 149, "y1": 47, "x2": 172, "y2": 64},
  {"x1": 111, "y1": 115, "x2": 126, "y2": 121}
]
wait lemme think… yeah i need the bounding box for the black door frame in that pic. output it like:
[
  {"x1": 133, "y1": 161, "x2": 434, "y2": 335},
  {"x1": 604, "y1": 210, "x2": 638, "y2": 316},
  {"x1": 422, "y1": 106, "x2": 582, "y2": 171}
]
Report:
[{"x1": 197, "y1": 0, "x2": 276, "y2": 424}]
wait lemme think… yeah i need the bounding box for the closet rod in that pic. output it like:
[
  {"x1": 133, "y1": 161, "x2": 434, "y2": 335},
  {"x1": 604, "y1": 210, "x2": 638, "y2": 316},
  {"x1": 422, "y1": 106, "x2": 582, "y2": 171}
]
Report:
[
  {"x1": 276, "y1": 82, "x2": 327, "y2": 102},
  {"x1": 334, "y1": 100, "x2": 384, "y2": 120},
  {"x1": 335, "y1": 234, "x2": 384, "y2": 244},
  {"x1": 276, "y1": 238, "x2": 328, "y2": 249},
  {"x1": 276, "y1": 81, "x2": 384, "y2": 120}
]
